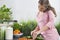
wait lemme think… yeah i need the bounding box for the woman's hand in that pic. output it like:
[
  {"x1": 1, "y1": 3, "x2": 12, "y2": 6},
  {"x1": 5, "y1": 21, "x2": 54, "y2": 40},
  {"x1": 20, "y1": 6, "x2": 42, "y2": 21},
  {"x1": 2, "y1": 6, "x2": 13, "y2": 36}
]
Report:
[
  {"x1": 32, "y1": 32, "x2": 38, "y2": 40},
  {"x1": 32, "y1": 31, "x2": 41, "y2": 40},
  {"x1": 31, "y1": 30, "x2": 35, "y2": 36}
]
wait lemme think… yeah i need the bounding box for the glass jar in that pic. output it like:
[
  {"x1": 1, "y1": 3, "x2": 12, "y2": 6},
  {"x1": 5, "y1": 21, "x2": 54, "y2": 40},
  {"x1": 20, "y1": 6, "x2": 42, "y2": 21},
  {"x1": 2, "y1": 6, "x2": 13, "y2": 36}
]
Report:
[{"x1": 0, "y1": 23, "x2": 7, "y2": 40}]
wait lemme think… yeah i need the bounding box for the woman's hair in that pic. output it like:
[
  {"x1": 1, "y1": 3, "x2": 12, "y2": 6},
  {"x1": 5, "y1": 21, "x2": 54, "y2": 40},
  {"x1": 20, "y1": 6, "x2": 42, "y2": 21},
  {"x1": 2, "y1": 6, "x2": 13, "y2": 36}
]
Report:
[{"x1": 38, "y1": 0, "x2": 57, "y2": 17}]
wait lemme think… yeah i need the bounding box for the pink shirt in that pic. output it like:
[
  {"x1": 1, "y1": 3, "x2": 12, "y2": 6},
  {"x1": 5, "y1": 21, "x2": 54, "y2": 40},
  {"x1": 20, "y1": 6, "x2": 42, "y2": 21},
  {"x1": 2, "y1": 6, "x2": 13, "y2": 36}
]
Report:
[{"x1": 36, "y1": 10, "x2": 59, "y2": 40}]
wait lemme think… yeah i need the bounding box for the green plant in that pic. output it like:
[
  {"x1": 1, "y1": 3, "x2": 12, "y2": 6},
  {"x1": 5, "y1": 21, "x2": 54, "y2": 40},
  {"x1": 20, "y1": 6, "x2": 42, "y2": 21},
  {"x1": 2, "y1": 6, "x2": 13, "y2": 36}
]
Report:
[
  {"x1": 0, "y1": 28, "x2": 5, "y2": 40},
  {"x1": 12, "y1": 22, "x2": 20, "y2": 31},
  {"x1": 0, "y1": 5, "x2": 12, "y2": 21},
  {"x1": 55, "y1": 22, "x2": 60, "y2": 35},
  {"x1": 19, "y1": 20, "x2": 37, "y2": 36}
]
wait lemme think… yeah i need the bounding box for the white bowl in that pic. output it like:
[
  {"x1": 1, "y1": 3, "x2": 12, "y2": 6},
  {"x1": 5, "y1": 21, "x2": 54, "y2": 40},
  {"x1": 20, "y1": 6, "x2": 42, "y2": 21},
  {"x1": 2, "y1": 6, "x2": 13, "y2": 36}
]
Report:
[{"x1": 13, "y1": 33, "x2": 23, "y2": 38}]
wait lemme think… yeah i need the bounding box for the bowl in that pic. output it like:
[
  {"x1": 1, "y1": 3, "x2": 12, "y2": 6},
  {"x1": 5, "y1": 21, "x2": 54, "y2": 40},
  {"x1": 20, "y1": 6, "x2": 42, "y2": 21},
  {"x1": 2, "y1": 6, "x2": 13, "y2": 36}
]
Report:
[{"x1": 13, "y1": 33, "x2": 23, "y2": 38}]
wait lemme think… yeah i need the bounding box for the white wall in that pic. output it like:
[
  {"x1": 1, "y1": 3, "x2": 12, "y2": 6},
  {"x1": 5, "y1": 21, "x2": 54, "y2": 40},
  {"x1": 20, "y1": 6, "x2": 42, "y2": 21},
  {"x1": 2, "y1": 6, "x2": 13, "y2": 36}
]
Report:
[
  {"x1": 0, "y1": 0, "x2": 60, "y2": 24},
  {"x1": 49, "y1": 0, "x2": 60, "y2": 24},
  {"x1": 0, "y1": 0, "x2": 14, "y2": 8},
  {"x1": 12, "y1": 0, "x2": 38, "y2": 22}
]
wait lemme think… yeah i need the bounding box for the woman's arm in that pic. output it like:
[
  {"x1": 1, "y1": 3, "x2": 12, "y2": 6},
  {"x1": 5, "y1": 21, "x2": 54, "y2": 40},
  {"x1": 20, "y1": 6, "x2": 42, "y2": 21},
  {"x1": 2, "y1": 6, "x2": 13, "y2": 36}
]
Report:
[
  {"x1": 32, "y1": 26, "x2": 49, "y2": 40},
  {"x1": 31, "y1": 26, "x2": 40, "y2": 36},
  {"x1": 36, "y1": 10, "x2": 55, "y2": 34},
  {"x1": 36, "y1": 26, "x2": 49, "y2": 34}
]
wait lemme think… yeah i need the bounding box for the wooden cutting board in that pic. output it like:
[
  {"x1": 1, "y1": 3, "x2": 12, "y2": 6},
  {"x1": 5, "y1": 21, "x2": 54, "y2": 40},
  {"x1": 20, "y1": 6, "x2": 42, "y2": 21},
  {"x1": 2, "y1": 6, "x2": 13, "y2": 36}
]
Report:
[{"x1": 18, "y1": 37, "x2": 33, "y2": 40}]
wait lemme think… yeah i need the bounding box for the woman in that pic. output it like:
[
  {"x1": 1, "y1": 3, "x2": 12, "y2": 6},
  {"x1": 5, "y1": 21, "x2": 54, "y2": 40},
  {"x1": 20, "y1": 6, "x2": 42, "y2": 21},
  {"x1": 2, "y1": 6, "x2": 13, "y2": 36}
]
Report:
[{"x1": 31, "y1": 0, "x2": 59, "y2": 40}]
